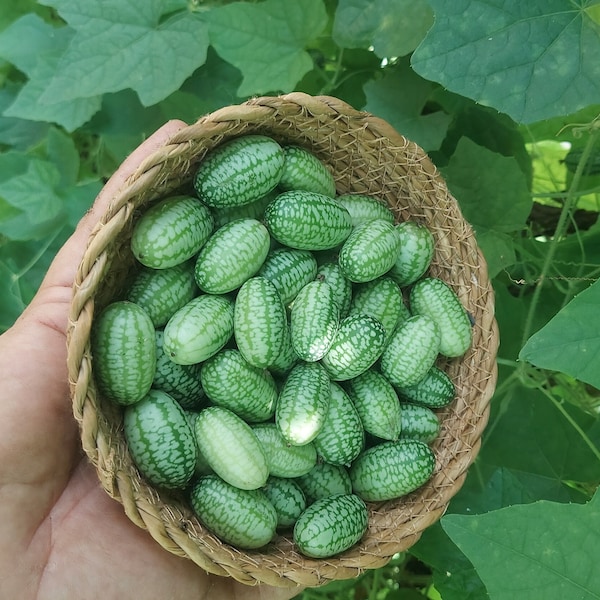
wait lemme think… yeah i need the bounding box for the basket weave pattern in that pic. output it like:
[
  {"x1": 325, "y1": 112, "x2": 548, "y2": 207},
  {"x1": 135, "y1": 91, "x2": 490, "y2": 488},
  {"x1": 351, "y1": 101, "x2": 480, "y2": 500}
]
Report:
[{"x1": 66, "y1": 93, "x2": 498, "y2": 588}]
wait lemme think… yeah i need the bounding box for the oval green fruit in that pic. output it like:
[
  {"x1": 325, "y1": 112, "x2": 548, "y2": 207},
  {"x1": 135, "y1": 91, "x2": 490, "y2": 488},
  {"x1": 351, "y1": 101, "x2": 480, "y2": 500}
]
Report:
[
  {"x1": 163, "y1": 294, "x2": 234, "y2": 365},
  {"x1": 194, "y1": 218, "x2": 270, "y2": 294},
  {"x1": 124, "y1": 389, "x2": 197, "y2": 489},
  {"x1": 350, "y1": 439, "x2": 436, "y2": 502},
  {"x1": 92, "y1": 301, "x2": 156, "y2": 405},
  {"x1": 191, "y1": 474, "x2": 277, "y2": 549},
  {"x1": 293, "y1": 493, "x2": 368, "y2": 558},
  {"x1": 193, "y1": 135, "x2": 285, "y2": 208},
  {"x1": 194, "y1": 406, "x2": 269, "y2": 490},
  {"x1": 409, "y1": 277, "x2": 473, "y2": 358},
  {"x1": 264, "y1": 190, "x2": 353, "y2": 250},
  {"x1": 339, "y1": 218, "x2": 402, "y2": 283},
  {"x1": 131, "y1": 195, "x2": 213, "y2": 269}
]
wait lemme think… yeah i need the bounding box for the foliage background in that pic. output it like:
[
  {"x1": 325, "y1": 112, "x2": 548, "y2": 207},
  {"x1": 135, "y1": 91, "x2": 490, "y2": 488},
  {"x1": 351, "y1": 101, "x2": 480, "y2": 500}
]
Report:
[{"x1": 1, "y1": 0, "x2": 600, "y2": 598}]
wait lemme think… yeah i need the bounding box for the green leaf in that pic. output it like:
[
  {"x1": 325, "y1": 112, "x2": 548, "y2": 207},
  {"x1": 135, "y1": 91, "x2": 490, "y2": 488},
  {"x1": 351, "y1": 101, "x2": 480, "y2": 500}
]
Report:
[
  {"x1": 520, "y1": 279, "x2": 600, "y2": 389},
  {"x1": 38, "y1": 0, "x2": 209, "y2": 107},
  {"x1": 442, "y1": 490, "x2": 600, "y2": 600},
  {"x1": 481, "y1": 387, "x2": 600, "y2": 485},
  {"x1": 0, "y1": 82, "x2": 50, "y2": 150},
  {"x1": 203, "y1": 0, "x2": 327, "y2": 96},
  {"x1": 0, "y1": 14, "x2": 102, "y2": 130},
  {"x1": 363, "y1": 61, "x2": 451, "y2": 151},
  {"x1": 0, "y1": 152, "x2": 64, "y2": 241},
  {"x1": 333, "y1": 0, "x2": 433, "y2": 58},
  {"x1": 440, "y1": 137, "x2": 531, "y2": 272},
  {"x1": 411, "y1": 0, "x2": 600, "y2": 124}
]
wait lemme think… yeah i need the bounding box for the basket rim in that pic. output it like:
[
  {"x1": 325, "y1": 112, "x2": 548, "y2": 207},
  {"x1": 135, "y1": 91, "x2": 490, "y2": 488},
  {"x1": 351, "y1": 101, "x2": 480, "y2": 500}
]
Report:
[{"x1": 66, "y1": 92, "x2": 499, "y2": 589}]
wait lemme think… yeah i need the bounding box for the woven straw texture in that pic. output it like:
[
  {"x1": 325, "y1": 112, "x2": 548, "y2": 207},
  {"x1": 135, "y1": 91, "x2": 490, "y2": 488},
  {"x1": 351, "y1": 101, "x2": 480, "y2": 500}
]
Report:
[{"x1": 66, "y1": 92, "x2": 498, "y2": 589}]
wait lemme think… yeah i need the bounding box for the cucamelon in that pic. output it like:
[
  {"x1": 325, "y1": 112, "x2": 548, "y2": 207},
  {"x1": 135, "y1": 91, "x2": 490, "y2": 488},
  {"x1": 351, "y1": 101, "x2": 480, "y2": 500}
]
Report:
[
  {"x1": 131, "y1": 195, "x2": 213, "y2": 269},
  {"x1": 194, "y1": 218, "x2": 270, "y2": 294},
  {"x1": 92, "y1": 300, "x2": 156, "y2": 405},
  {"x1": 350, "y1": 439, "x2": 436, "y2": 502},
  {"x1": 410, "y1": 277, "x2": 473, "y2": 357},
  {"x1": 193, "y1": 135, "x2": 285, "y2": 208},
  {"x1": 293, "y1": 493, "x2": 368, "y2": 558},
  {"x1": 190, "y1": 474, "x2": 277, "y2": 549},
  {"x1": 279, "y1": 145, "x2": 336, "y2": 197},
  {"x1": 162, "y1": 294, "x2": 234, "y2": 365},
  {"x1": 264, "y1": 190, "x2": 353, "y2": 250},
  {"x1": 194, "y1": 406, "x2": 269, "y2": 490},
  {"x1": 124, "y1": 389, "x2": 197, "y2": 489}
]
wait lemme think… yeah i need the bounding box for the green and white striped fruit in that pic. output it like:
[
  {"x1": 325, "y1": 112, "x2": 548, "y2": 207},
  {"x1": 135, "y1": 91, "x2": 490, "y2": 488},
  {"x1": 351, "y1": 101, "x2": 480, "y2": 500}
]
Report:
[
  {"x1": 410, "y1": 277, "x2": 473, "y2": 358},
  {"x1": 194, "y1": 218, "x2": 270, "y2": 294},
  {"x1": 335, "y1": 193, "x2": 395, "y2": 227},
  {"x1": 263, "y1": 476, "x2": 307, "y2": 529},
  {"x1": 279, "y1": 146, "x2": 335, "y2": 198},
  {"x1": 200, "y1": 349, "x2": 277, "y2": 422},
  {"x1": 350, "y1": 439, "x2": 436, "y2": 501},
  {"x1": 153, "y1": 330, "x2": 205, "y2": 410},
  {"x1": 191, "y1": 474, "x2": 277, "y2": 549},
  {"x1": 313, "y1": 382, "x2": 364, "y2": 466},
  {"x1": 124, "y1": 389, "x2": 197, "y2": 489},
  {"x1": 400, "y1": 403, "x2": 440, "y2": 443},
  {"x1": 163, "y1": 294, "x2": 234, "y2": 365},
  {"x1": 211, "y1": 190, "x2": 276, "y2": 228},
  {"x1": 296, "y1": 463, "x2": 352, "y2": 504},
  {"x1": 126, "y1": 261, "x2": 198, "y2": 328},
  {"x1": 131, "y1": 195, "x2": 213, "y2": 269},
  {"x1": 264, "y1": 190, "x2": 353, "y2": 250},
  {"x1": 348, "y1": 276, "x2": 410, "y2": 344},
  {"x1": 347, "y1": 369, "x2": 402, "y2": 441},
  {"x1": 193, "y1": 135, "x2": 285, "y2": 208},
  {"x1": 395, "y1": 365, "x2": 455, "y2": 408},
  {"x1": 290, "y1": 280, "x2": 340, "y2": 362},
  {"x1": 279, "y1": 145, "x2": 336, "y2": 197},
  {"x1": 258, "y1": 247, "x2": 318, "y2": 306},
  {"x1": 339, "y1": 218, "x2": 402, "y2": 283},
  {"x1": 316, "y1": 261, "x2": 353, "y2": 318},
  {"x1": 389, "y1": 221, "x2": 435, "y2": 286},
  {"x1": 92, "y1": 301, "x2": 156, "y2": 405},
  {"x1": 194, "y1": 406, "x2": 269, "y2": 490},
  {"x1": 234, "y1": 276, "x2": 289, "y2": 369},
  {"x1": 252, "y1": 423, "x2": 317, "y2": 478},
  {"x1": 293, "y1": 493, "x2": 368, "y2": 558},
  {"x1": 321, "y1": 314, "x2": 386, "y2": 381},
  {"x1": 276, "y1": 362, "x2": 331, "y2": 446},
  {"x1": 380, "y1": 314, "x2": 441, "y2": 388}
]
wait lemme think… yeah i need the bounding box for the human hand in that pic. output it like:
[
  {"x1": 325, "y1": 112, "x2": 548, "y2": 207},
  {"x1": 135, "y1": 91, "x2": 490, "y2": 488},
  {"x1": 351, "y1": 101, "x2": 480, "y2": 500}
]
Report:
[{"x1": 0, "y1": 121, "x2": 303, "y2": 600}]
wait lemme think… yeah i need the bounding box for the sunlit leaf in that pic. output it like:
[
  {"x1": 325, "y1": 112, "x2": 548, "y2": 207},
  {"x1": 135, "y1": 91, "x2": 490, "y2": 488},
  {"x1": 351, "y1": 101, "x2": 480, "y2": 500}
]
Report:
[
  {"x1": 520, "y1": 279, "x2": 600, "y2": 389},
  {"x1": 412, "y1": 0, "x2": 600, "y2": 124},
  {"x1": 38, "y1": 0, "x2": 209, "y2": 107},
  {"x1": 203, "y1": 0, "x2": 327, "y2": 96},
  {"x1": 333, "y1": 0, "x2": 433, "y2": 58},
  {"x1": 442, "y1": 490, "x2": 600, "y2": 600}
]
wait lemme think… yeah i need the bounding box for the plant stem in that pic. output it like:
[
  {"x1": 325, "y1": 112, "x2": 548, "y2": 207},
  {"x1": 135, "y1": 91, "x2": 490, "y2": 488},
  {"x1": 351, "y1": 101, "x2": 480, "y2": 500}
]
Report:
[{"x1": 519, "y1": 129, "x2": 600, "y2": 353}]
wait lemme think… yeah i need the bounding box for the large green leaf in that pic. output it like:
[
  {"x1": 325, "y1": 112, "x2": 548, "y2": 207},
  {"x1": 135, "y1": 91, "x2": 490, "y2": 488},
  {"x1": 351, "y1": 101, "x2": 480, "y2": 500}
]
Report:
[
  {"x1": 38, "y1": 0, "x2": 209, "y2": 107},
  {"x1": 363, "y1": 61, "x2": 451, "y2": 152},
  {"x1": 411, "y1": 0, "x2": 600, "y2": 124},
  {"x1": 332, "y1": 0, "x2": 433, "y2": 58},
  {"x1": 520, "y1": 279, "x2": 600, "y2": 389},
  {"x1": 0, "y1": 14, "x2": 101, "y2": 130},
  {"x1": 440, "y1": 137, "x2": 531, "y2": 276},
  {"x1": 203, "y1": 0, "x2": 327, "y2": 96},
  {"x1": 442, "y1": 489, "x2": 600, "y2": 600}
]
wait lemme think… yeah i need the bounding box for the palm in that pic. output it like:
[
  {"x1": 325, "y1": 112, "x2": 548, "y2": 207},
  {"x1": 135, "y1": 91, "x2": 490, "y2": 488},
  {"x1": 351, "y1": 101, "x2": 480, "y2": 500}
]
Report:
[{"x1": 0, "y1": 122, "x2": 302, "y2": 600}]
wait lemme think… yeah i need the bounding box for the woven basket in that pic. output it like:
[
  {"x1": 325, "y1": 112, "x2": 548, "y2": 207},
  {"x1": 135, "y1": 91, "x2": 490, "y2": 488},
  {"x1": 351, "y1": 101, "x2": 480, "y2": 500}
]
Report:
[{"x1": 66, "y1": 92, "x2": 498, "y2": 588}]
